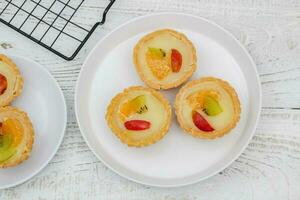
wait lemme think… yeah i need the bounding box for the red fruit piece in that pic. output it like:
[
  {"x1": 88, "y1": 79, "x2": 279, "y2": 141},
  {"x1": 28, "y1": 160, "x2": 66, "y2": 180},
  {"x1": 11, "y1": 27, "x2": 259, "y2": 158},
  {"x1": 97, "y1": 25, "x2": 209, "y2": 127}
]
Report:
[
  {"x1": 124, "y1": 120, "x2": 151, "y2": 131},
  {"x1": 0, "y1": 74, "x2": 7, "y2": 95},
  {"x1": 171, "y1": 49, "x2": 182, "y2": 72},
  {"x1": 192, "y1": 111, "x2": 214, "y2": 132}
]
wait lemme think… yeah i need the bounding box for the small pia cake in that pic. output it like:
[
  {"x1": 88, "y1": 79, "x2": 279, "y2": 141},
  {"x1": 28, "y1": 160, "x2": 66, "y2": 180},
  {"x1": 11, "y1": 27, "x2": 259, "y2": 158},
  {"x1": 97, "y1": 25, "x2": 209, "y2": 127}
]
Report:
[
  {"x1": 134, "y1": 29, "x2": 197, "y2": 90},
  {"x1": 0, "y1": 106, "x2": 34, "y2": 168},
  {"x1": 175, "y1": 77, "x2": 241, "y2": 139},
  {"x1": 0, "y1": 55, "x2": 23, "y2": 107},
  {"x1": 106, "y1": 86, "x2": 172, "y2": 147}
]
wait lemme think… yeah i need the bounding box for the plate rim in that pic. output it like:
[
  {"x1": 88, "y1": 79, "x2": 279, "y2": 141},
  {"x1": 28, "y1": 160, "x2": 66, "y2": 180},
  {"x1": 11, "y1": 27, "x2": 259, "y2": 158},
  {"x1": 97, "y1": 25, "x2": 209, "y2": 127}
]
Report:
[
  {"x1": 75, "y1": 12, "x2": 262, "y2": 187},
  {"x1": 0, "y1": 54, "x2": 67, "y2": 189}
]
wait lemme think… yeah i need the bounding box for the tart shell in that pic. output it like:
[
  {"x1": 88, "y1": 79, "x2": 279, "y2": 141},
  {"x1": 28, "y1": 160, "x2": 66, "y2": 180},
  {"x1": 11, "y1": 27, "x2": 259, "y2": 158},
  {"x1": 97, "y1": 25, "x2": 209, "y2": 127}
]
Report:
[
  {"x1": 175, "y1": 77, "x2": 241, "y2": 139},
  {"x1": 0, "y1": 106, "x2": 34, "y2": 168},
  {"x1": 106, "y1": 86, "x2": 172, "y2": 147},
  {"x1": 134, "y1": 29, "x2": 197, "y2": 90},
  {"x1": 0, "y1": 55, "x2": 23, "y2": 107}
]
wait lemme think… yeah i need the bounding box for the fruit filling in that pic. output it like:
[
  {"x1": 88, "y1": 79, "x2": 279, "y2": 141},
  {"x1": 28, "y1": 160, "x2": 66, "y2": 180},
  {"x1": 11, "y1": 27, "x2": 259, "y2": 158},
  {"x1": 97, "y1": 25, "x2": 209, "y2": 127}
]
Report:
[
  {"x1": 119, "y1": 95, "x2": 152, "y2": 131},
  {"x1": 0, "y1": 118, "x2": 23, "y2": 162},
  {"x1": 146, "y1": 47, "x2": 170, "y2": 80},
  {"x1": 146, "y1": 47, "x2": 183, "y2": 80},
  {"x1": 124, "y1": 120, "x2": 151, "y2": 131},
  {"x1": 120, "y1": 95, "x2": 148, "y2": 120},
  {"x1": 187, "y1": 90, "x2": 218, "y2": 108},
  {"x1": 148, "y1": 47, "x2": 166, "y2": 58},
  {"x1": 203, "y1": 96, "x2": 223, "y2": 116},
  {"x1": 188, "y1": 90, "x2": 223, "y2": 132},
  {"x1": 0, "y1": 74, "x2": 7, "y2": 95},
  {"x1": 171, "y1": 49, "x2": 182, "y2": 72},
  {"x1": 3, "y1": 119, "x2": 23, "y2": 147},
  {"x1": 188, "y1": 90, "x2": 223, "y2": 116},
  {"x1": 192, "y1": 111, "x2": 214, "y2": 132}
]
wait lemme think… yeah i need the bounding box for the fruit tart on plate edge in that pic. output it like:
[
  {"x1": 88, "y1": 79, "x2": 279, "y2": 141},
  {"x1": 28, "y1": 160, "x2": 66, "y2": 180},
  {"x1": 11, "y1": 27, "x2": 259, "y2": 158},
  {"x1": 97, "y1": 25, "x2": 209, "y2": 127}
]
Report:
[
  {"x1": 0, "y1": 55, "x2": 23, "y2": 107},
  {"x1": 0, "y1": 106, "x2": 34, "y2": 168}
]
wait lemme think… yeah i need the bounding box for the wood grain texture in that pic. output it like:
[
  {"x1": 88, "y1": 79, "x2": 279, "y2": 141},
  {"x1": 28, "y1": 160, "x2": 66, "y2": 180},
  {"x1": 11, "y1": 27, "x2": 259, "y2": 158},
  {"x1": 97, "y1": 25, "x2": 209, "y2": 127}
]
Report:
[{"x1": 1, "y1": 0, "x2": 300, "y2": 199}]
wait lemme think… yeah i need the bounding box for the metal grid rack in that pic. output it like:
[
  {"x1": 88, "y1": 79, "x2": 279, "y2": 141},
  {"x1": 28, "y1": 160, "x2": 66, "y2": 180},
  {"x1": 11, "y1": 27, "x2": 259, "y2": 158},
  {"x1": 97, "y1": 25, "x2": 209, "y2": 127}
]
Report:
[{"x1": 0, "y1": 0, "x2": 116, "y2": 60}]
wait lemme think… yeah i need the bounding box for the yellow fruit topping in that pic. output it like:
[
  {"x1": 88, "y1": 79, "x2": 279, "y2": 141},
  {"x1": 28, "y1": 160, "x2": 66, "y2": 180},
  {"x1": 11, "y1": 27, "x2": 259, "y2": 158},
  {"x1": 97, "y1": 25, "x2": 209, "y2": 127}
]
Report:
[
  {"x1": 146, "y1": 48, "x2": 171, "y2": 80},
  {"x1": 2, "y1": 118, "x2": 23, "y2": 148},
  {"x1": 119, "y1": 95, "x2": 148, "y2": 121}
]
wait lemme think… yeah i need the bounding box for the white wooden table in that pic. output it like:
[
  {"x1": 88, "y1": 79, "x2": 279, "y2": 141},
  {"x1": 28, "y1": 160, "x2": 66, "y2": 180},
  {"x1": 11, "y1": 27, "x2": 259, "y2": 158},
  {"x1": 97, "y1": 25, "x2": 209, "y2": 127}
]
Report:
[{"x1": 1, "y1": 0, "x2": 300, "y2": 199}]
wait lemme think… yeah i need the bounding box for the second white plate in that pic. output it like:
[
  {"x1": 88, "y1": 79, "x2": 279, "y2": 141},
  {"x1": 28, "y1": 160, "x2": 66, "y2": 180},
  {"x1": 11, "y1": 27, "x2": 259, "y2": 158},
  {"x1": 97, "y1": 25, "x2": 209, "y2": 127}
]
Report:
[
  {"x1": 0, "y1": 55, "x2": 67, "y2": 189},
  {"x1": 75, "y1": 13, "x2": 261, "y2": 187}
]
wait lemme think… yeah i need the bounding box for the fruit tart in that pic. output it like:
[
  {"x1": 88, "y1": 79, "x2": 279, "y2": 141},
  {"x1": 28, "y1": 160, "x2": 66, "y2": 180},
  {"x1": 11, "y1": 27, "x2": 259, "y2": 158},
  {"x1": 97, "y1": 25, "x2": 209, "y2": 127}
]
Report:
[
  {"x1": 0, "y1": 55, "x2": 23, "y2": 107},
  {"x1": 134, "y1": 29, "x2": 197, "y2": 90},
  {"x1": 106, "y1": 86, "x2": 172, "y2": 147},
  {"x1": 175, "y1": 77, "x2": 241, "y2": 139},
  {"x1": 0, "y1": 106, "x2": 34, "y2": 168}
]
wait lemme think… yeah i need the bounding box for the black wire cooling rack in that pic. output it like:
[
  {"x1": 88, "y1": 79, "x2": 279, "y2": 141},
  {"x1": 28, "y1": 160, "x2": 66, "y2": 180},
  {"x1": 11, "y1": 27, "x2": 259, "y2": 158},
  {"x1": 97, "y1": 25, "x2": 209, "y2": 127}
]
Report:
[{"x1": 0, "y1": 0, "x2": 116, "y2": 60}]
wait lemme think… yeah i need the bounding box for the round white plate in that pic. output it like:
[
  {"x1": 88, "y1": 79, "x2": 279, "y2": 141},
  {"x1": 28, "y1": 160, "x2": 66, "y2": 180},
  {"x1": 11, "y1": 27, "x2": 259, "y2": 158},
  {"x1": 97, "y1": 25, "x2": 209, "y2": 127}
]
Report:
[
  {"x1": 0, "y1": 55, "x2": 67, "y2": 189},
  {"x1": 75, "y1": 13, "x2": 261, "y2": 187}
]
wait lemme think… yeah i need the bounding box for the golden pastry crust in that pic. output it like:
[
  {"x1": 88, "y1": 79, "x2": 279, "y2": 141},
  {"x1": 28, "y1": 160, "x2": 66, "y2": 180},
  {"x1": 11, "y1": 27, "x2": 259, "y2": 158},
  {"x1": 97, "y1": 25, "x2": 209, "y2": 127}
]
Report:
[
  {"x1": 0, "y1": 55, "x2": 23, "y2": 107},
  {"x1": 134, "y1": 29, "x2": 197, "y2": 90},
  {"x1": 0, "y1": 106, "x2": 34, "y2": 168},
  {"x1": 175, "y1": 77, "x2": 241, "y2": 139},
  {"x1": 106, "y1": 86, "x2": 172, "y2": 147}
]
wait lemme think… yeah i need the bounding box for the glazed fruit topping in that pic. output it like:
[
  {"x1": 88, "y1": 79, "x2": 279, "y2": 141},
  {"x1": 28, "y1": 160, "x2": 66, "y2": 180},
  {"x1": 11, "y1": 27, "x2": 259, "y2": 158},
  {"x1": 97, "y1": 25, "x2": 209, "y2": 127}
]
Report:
[
  {"x1": 124, "y1": 120, "x2": 151, "y2": 131},
  {"x1": 0, "y1": 119, "x2": 22, "y2": 162},
  {"x1": 3, "y1": 119, "x2": 23, "y2": 147},
  {"x1": 0, "y1": 132, "x2": 15, "y2": 162},
  {"x1": 188, "y1": 90, "x2": 223, "y2": 116},
  {"x1": 203, "y1": 96, "x2": 223, "y2": 116},
  {"x1": 187, "y1": 90, "x2": 219, "y2": 109},
  {"x1": 146, "y1": 47, "x2": 170, "y2": 80},
  {"x1": 192, "y1": 111, "x2": 214, "y2": 132},
  {"x1": 120, "y1": 95, "x2": 148, "y2": 119},
  {"x1": 0, "y1": 74, "x2": 7, "y2": 95},
  {"x1": 148, "y1": 47, "x2": 166, "y2": 59},
  {"x1": 146, "y1": 47, "x2": 184, "y2": 79},
  {"x1": 171, "y1": 49, "x2": 182, "y2": 72}
]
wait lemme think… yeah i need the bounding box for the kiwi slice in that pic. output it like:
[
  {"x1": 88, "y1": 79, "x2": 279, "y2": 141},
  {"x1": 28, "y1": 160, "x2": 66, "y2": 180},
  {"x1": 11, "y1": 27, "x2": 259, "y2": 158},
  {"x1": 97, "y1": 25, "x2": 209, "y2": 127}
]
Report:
[
  {"x1": 148, "y1": 47, "x2": 166, "y2": 58},
  {"x1": 0, "y1": 148, "x2": 16, "y2": 163},
  {"x1": 0, "y1": 134, "x2": 13, "y2": 151},
  {"x1": 131, "y1": 95, "x2": 148, "y2": 114},
  {"x1": 0, "y1": 134, "x2": 16, "y2": 163},
  {"x1": 203, "y1": 96, "x2": 223, "y2": 116},
  {"x1": 120, "y1": 95, "x2": 148, "y2": 118}
]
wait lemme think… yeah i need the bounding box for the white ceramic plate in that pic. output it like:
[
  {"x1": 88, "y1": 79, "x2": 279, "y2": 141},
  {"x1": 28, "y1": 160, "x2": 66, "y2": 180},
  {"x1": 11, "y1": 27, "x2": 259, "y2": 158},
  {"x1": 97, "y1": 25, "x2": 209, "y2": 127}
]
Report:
[
  {"x1": 0, "y1": 55, "x2": 67, "y2": 189},
  {"x1": 75, "y1": 13, "x2": 261, "y2": 187}
]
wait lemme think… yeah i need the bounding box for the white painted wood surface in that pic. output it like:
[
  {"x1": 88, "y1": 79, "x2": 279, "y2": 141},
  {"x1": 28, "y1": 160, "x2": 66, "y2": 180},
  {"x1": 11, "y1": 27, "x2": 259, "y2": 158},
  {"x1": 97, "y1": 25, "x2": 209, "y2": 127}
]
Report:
[{"x1": 1, "y1": 0, "x2": 300, "y2": 199}]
